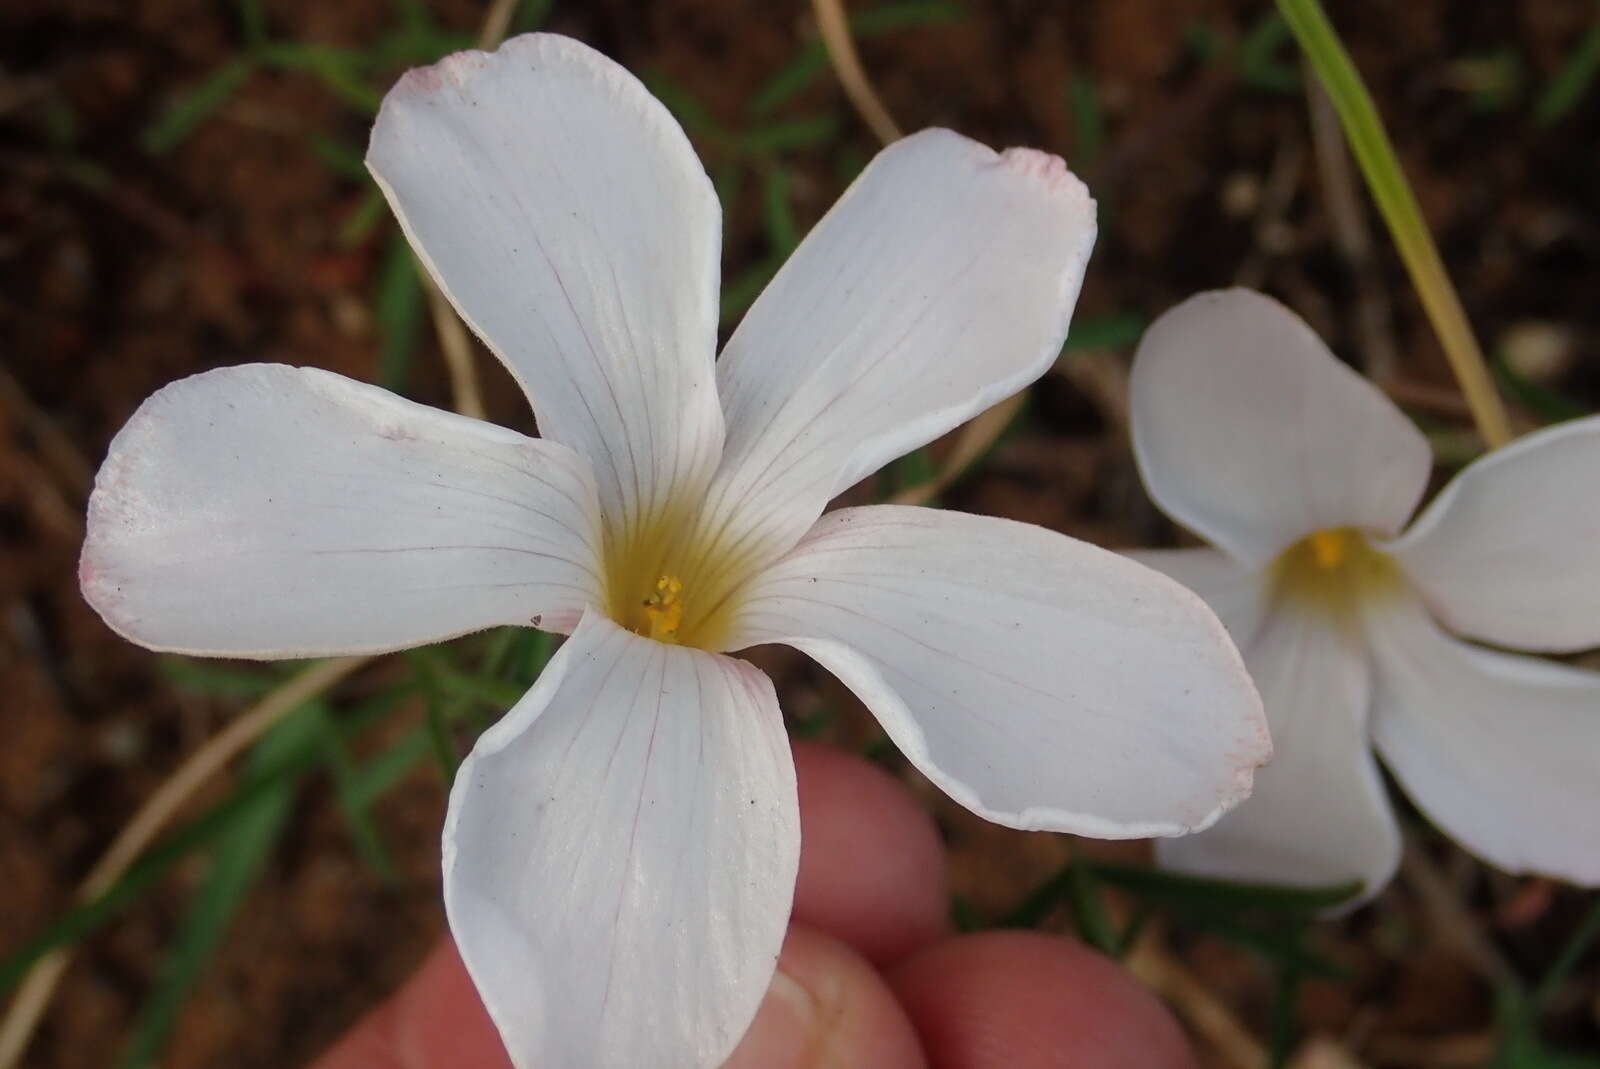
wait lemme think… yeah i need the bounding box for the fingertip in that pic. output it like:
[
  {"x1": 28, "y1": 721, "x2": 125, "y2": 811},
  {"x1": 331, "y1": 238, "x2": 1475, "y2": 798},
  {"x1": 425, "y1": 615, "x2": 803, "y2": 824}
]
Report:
[
  {"x1": 791, "y1": 741, "x2": 950, "y2": 963},
  {"x1": 887, "y1": 931, "x2": 1197, "y2": 1069},
  {"x1": 311, "y1": 941, "x2": 511, "y2": 1069},
  {"x1": 725, "y1": 925, "x2": 926, "y2": 1069}
]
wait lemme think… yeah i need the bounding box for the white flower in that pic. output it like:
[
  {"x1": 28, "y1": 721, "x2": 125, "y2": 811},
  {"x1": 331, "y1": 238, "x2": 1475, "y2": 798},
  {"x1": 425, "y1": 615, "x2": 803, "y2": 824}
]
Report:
[
  {"x1": 1131, "y1": 288, "x2": 1600, "y2": 903},
  {"x1": 80, "y1": 34, "x2": 1268, "y2": 1069}
]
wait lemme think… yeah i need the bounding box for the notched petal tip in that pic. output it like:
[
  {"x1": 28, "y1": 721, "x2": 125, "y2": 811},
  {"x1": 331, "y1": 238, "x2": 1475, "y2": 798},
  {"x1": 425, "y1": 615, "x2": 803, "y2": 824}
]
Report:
[
  {"x1": 995, "y1": 145, "x2": 1093, "y2": 202},
  {"x1": 368, "y1": 33, "x2": 638, "y2": 166}
]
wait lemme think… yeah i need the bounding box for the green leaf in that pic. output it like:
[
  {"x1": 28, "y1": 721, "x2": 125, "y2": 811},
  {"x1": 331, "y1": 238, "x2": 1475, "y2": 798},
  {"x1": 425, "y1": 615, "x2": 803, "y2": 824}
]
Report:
[
  {"x1": 1535, "y1": 7, "x2": 1600, "y2": 126},
  {"x1": 117, "y1": 707, "x2": 318, "y2": 1067},
  {"x1": 142, "y1": 58, "x2": 256, "y2": 155}
]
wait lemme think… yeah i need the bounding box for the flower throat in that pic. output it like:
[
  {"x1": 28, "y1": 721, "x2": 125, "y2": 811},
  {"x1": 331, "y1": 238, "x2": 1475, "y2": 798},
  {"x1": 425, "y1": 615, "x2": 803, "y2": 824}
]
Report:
[{"x1": 601, "y1": 503, "x2": 752, "y2": 650}]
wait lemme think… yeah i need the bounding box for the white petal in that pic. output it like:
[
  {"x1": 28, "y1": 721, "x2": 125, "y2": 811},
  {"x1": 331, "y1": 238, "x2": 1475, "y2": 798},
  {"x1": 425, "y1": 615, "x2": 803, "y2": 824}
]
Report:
[
  {"x1": 368, "y1": 34, "x2": 724, "y2": 542},
  {"x1": 1123, "y1": 548, "x2": 1272, "y2": 653},
  {"x1": 444, "y1": 613, "x2": 799, "y2": 1069},
  {"x1": 701, "y1": 130, "x2": 1095, "y2": 576},
  {"x1": 1389, "y1": 416, "x2": 1600, "y2": 652},
  {"x1": 1158, "y1": 605, "x2": 1399, "y2": 900},
  {"x1": 80, "y1": 365, "x2": 603, "y2": 658},
  {"x1": 727, "y1": 506, "x2": 1269, "y2": 837},
  {"x1": 1130, "y1": 290, "x2": 1432, "y2": 565},
  {"x1": 1367, "y1": 595, "x2": 1600, "y2": 885}
]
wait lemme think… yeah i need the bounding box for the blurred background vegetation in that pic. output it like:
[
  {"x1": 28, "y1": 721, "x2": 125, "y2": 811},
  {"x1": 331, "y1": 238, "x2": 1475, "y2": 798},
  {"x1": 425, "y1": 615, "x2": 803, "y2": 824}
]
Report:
[{"x1": 2, "y1": 0, "x2": 1599, "y2": 1065}]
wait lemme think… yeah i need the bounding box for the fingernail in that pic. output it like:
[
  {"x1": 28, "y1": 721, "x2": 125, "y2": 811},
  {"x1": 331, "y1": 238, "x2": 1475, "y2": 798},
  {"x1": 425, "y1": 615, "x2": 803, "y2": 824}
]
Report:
[{"x1": 766, "y1": 967, "x2": 819, "y2": 1035}]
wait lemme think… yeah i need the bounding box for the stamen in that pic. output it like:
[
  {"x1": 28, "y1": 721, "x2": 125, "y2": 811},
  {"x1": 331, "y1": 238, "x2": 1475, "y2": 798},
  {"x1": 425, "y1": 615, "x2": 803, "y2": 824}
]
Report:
[
  {"x1": 641, "y1": 574, "x2": 685, "y2": 643},
  {"x1": 1308, "y1": 529, "x2": 1349, "y2": 570},
  {"x1": 1273, "y1": 526, "x2": 1401, "y2": 618}
]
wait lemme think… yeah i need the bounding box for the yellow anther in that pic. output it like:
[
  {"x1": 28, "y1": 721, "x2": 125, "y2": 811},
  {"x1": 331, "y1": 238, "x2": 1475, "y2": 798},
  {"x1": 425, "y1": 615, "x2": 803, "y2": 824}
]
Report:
[
  {"x1": 641, "y1": 574, "x2": 686, "y2": 642},
  {"x1": 1308, "y1": 529, "x2": 1350, "y2": 570}
]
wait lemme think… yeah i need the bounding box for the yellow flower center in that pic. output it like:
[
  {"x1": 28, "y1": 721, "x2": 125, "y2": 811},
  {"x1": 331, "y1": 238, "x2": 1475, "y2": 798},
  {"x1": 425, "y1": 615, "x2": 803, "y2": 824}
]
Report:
[
  {"x1": 641, "y1": 575, "x2": 685, "y2": 642},
  {"x1": 1272, "y1": 526, "x2": 1402, "y2": 616},
  {"x1": 601, "y1": 504, "x2": 751, "y2": 650}
]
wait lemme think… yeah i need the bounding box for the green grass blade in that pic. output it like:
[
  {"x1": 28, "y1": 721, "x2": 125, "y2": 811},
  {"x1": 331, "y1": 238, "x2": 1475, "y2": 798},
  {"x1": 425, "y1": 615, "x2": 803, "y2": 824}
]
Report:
[
  {"x1": 1064, "y1": 860, "x2": 1120, "y2": 955},
  {"x1": 1534, "y1": 896, "x2": 1600, "y2": 1008},
  {"x1": 762, "y1": 166, "x2": 800, "y2": 254},
  {"x1": 1535, "y1": 7, "x2": 1600, "y2": 125},
  {"x1": 374, "y1": 236, "x2": 424, "y2": 393},
  {"x1": 309, "y1": 135, "x2": 369, "y2": 181},
  {"x1": 749, "y1": 0, "x2": 965, "y2": 116},
  {"x1": 310, "y1": 706, "x2": 397, "y2": 880},
  {"x1": 643, "y1": 74, "x2": 729, "y2": 143},
  {"x1": 738, "y1": 115, "x2": 841, "y2": 156},
  {"x1": 405, "y1": 652, "x2": 460, "y2": 781},
  {"x1": 512, "y1": 0, "x2": 555, "y2": 34},
  {"x1": 1085, "y1": 861, "x2": 1363, "y2": 912},
  {"x1": 237, "y1": 0, "x2": 266, "y2": 46},
  {"x1": 141, "y1": 58, "x2": 256, "y2": 155},
  {"x1": 1062, "y1": 312, "x2": 1146, "y2": 353},
  {"x1": 749, "y1": 53, "x2": 832, "y2": 118},
  {"x1": 1491, "y1": 353, "x2": 1586, "y2": 422},
  {"x1": 158, "y1": 657, "x2": 282, "y2": 699},
  {"x1": 338, "y1": 188, "x2": 389, "y2": 248},
  {"x1": 1239, "y1": 13, "x2": 1300, "y2": 92},
  {"x1": 426, "y1": 663, "x2": 526, "y2": 710},
  {"x1": 117, "y1": 707, "x2": 318, "y2": 1067},
  {"x1": 1268, "y1": 958, "x2": 1304, "y2": 1067},
  {"x1": 0, "y1": 673, "x2": 425, "y2": 994},
  {"x1": 257, "y1": 43, "x2": 381, "y2": 114},
  {"x1": 720, "y1": 256, "x2": 782, "y2": 326},
  {"x1": 1068, "y1": 77, "x2": 1103, "y2": 168},
  {"x1": 1277, "y1": 0, "x2": 1512, "y2": 447},
  {"x1": 348, "y1": 728, "x2": 433, "y2": 810}
]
